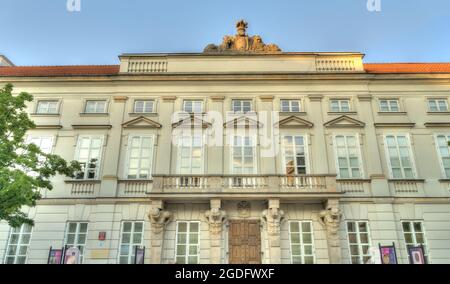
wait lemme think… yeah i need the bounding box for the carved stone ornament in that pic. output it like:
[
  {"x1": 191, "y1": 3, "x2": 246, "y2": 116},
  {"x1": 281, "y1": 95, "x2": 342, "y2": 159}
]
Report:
[
  {"x1": 237, "y1": 201, "x2": 251, "y2": 218},
  {"x1": 148, "y1": 207, "x2": 172, "y2": 234},
  {"x1": 204, "y1": 20, "x2": 282, "y2": 54},
  {"x1": 205, "y1": 207, "x2": 227, "y2": 236},
  {"x1": 261, "y1": 207, "x2": 285, "y2": 236},
  {"x1": 318, "y1": 206, "x2": 342, "y2": 246}
]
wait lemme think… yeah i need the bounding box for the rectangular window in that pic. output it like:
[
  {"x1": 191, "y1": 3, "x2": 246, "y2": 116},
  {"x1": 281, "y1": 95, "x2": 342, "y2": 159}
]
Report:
[
  {"x1": 127, "y1": 135, "x2": 154, "y2": 179},
  {"x1": 118, "y1": 221, "x2": 144, "y2": 264},
  {"x1": 183, "y1": 100, "x2": 203, "y2": 113},
  {"x1": 232, "y1": 100, "x2": 252, "y2": 113},
  {"x1": 346, "y1": 221, "x2": 371, "y2": 264},
  {"x1": 402, "y1": 221, "x2": 429, "y2": 263},
  {"x1": 232, "y1": 136, "x2": 256, "y2": 174},
  {"x1": 74, "y1": 136, "x2": 103, "y2": 180},
  {"x1": 27, "y1": 136, "x2": 54, "y2": 154},
  {"x1": 3, "y1": 224, "x2": 32, "y2": 264},
  {"x1": 84, "y1": 100, "x2": 107, "y2": 113},
  {"x1": 384, "y1": 135, "x2": 416, "y2": 179},
  {"x1": 283, "y1": 135, "x2": 307, "y2": 175},
  {"x1": 36, "y1": 100, "x2": 59, "y2": 114},
  {"x1": 428, "y1": 99, "x2": 448, "y2": 112},
  {"x1": 280, "y1": 100, "x2": 301, "y2": 112},
  {"x1": 435, "y1": 135, "x2": 450, "y2": 178},
  {"x1": 289, "y1": 221, "x2": 315, "y2": 264},
  {"x1": 133, "y1": 100, "x2": 154, "y2": 113},
  {"x1": 330, "y1": 99, "x2": 350, "y2": 112},
  {"x1": 334, "y1": 135, "x2": 363, "y2": 179},
  {"x1": 64, "y1": 222, "x2": 88, "y2": 263},
  {"x1": 178, "y1": 135, "x2": 203, "y2": 174},
  {"x1": 175, "y1": 221, "x2": 200, "y2": 264},
  {"x1": 379, "y1": 99, "x2": 400, "y2": 112}
]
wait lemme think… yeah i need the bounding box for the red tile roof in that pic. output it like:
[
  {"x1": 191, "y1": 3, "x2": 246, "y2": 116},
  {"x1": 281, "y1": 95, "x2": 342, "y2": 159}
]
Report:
[
  {"x1": 364, "y1": 63, "x2": 450, "y2": 74},
  {"x1": 1, "y1": 63, "x2": 450, "y2": 76},
  {"x1": 0, "y1": 65, "x2": 120, "y2": 77}
]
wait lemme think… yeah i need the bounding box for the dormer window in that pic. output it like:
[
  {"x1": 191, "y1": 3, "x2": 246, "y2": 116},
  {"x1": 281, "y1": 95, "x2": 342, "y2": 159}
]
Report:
[
  {"x1": 134, "y1": 100, "x2": 154, "y2": 113},
  {"x1": 36, "y1": 100, "x2": 59, "y2": 114},
  {"x1": 330, "y1": 99, "x2": 350, "y2": 112},
  {"x1": 183, "y1": 100, "x2": 203, "y2": 113},
  {"x1": 232, "y1": 100, "x2": 252, "y2": 113}
]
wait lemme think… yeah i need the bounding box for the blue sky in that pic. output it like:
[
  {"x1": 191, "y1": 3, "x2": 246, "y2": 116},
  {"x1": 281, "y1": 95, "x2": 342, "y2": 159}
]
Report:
[{"x1": 1, "y1": 0, "x2": 449, "y2": 66}]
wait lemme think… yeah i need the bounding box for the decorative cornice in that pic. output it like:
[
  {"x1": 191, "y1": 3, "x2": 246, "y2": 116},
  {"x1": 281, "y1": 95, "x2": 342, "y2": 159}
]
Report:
[
  {"x1": 162, "y1": 96, "x2": 177, "y2": 102},
  {"x1": 275, "y1": 116, "x2": 314, "y2": 128},
  {"x1": 210, "y1": 96, "x2": 225, "y2": 102},
  {"x1": 113, "y1": 96, "x2": 128, "y2": 102},
  {"x1": 308, "y1": 94, "x2": 323, "y2": 101},
  {"x1": 72, "y1": 124, "x2": 112, "y2": 130},
  {"x1": 122, "y1": 116, "x2": 162, "y2": 129},
  {"x1": 324, "y1": 115, "x2": 365, "y2": 128},
  {"x1": 259, "y1": 95, "x2": 274, "y2": 101}
]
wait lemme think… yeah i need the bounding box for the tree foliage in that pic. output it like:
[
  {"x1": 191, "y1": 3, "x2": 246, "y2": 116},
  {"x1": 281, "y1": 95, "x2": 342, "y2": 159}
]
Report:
[{"x1": 0, "y1": 84, "x2": 80, "y2": 227}]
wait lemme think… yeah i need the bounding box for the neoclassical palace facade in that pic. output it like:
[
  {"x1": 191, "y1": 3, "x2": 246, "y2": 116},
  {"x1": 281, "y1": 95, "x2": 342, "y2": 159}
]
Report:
[{"x1": 1, "y1": 22, "x2": 450, "y2": 264}]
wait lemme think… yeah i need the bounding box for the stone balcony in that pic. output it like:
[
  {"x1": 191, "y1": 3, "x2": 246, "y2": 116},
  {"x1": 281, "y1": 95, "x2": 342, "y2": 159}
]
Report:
[{"x1": 150, "y1": 174, "x2": 341, "y2": 201}]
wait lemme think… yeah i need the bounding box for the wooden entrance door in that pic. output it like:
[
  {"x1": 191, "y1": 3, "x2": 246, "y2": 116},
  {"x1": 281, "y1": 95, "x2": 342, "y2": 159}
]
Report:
[{"x1": 228, "y1": 220, "x2": 261, "y2": 264}]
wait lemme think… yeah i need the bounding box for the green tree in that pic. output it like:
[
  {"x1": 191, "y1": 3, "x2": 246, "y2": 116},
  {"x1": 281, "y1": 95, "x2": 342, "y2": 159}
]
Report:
[{"x1": 0, "y1": 83, "x2": 80, "y2": 227}]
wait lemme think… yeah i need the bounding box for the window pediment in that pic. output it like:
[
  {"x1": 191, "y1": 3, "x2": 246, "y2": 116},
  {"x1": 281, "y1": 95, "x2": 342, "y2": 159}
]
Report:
[
  {"x1": 275, "y1": 116, "x2": 313, "y2": 128},
  {"x1": 224, "y1": 116, "x2": 263, "y2": 128},
  {"x1": 324, "y1": 115, "x2": 365, "y2": 128},
  {"x1": 123, "y1": 116, "x2": 162, "y2": 129}
]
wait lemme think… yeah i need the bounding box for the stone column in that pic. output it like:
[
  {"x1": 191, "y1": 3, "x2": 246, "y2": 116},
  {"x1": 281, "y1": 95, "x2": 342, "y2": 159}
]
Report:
[
  {"x1": 307, "y1": 94, "x2": 329, "y2": 173},
  {"x1": 261, "y1": 199, "x2": 284, "y2": 264},
  {"x1": 319, "y1": 199, "x2": 342, "y2": 264},
  {"x1": 205, "y1": 199, "x2": 226, "y2": 264},
  {"x1": 148, "y1": 200, "x2": 172, "y2": 264}
]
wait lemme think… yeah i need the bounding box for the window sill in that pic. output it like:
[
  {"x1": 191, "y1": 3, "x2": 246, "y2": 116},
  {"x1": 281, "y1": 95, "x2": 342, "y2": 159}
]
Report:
[
  {"x1": 336, "y1": 178, "x2": 371, "y2": 182},
  {"x1": 439, "y1": 179, "x2": 450, "y2": 182},
  {"x1": 377, "y1": 111, "x2": 407, "y2": 115},
  {"x1": 30, "y1": 113, "x2": 60, "y2": 117},
  {"x1": 279, "y1": 112, "x2": 307, "y2": 116},
  {"x1": 79, "y1": 113, "x2": 109, "y2": 117},
  {"x1": 65, "y1": 179, "x2": 101, "y2": 184},
  {"x1": 129, "y1": 112, "x2": 158, "y2": 117},
  {"x1": 118, "y1": 179, "x2": 153, "y2": 183},
  {"x1": 427, "y1": 111, "x2": 450, "y2": 115},
  {"x1": 388, "y1": 179, "x2": 425, "y2": 183},
  {"x1": 327, "y1": 111, "x2": 357, "y2": 115}
]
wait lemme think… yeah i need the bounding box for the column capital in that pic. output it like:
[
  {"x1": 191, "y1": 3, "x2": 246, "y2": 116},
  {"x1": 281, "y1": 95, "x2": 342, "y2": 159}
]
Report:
[
  {"x1": 113, "y1": 96, "x2": 128, "y2": 102},
  {"x1": 148, "y1": 201, "x2": 172, "y2": 235},
  {"x1": 357, "y1": 94, "x2": 372, "y2": 101},
  {"x1": 308, "y1": 94, "x2": 323, "y2": 101}
]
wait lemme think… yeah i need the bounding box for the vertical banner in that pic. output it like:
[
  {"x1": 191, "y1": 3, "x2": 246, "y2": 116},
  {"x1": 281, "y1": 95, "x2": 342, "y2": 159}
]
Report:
[
  {"x1": 47, "y1": 247, "x2": 63, "y2": 264},
  {"x1": 379, "y1": 243, "x2": 398, "y2": 264},
  {"x1": 135, "y1": 246, "x2": 145, "y2": 264},
  {"x1": 64, "y1": 246, "x2": 81, "y2": 264},
  {"x1": 408, "y1": 245, "x2": 426, "y2": 264}
]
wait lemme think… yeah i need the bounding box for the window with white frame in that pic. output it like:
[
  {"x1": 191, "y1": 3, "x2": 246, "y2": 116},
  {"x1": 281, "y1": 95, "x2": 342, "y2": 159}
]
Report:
[
  {"x1": 183, "y1": 100, "x2": 203, "y2": 113},
  {"x1": 133, "y1": 100, "x2": 154, "y2": 113},
  {"x1": 178, "y1": 134, "x2": 203, "y2": 174},
  {"x1": 36, "y1": 100, "x2": 59, "y2": 114},
  {"x1": 379, "y1": 99, "x2": 400, "y2": 112},
  {"x1": 84, "y1": 100, "x2": 107, "y2": 113},
  {"x1": 428, "y1": 99, "x2": 448, "y2": 112},
  {"x1": 280, "y1": 100, "x2": 301, "y2": 112},
  {"x1": 27, "y1": 136, "x2": 54, "y2": 154},
  {"x1": 330, "y1": 99, "x2": 351, "y2": 112},
  {"x1": 435, "y1": 135, "x2": 450, "y2": 178},
  {"x1": 126, "y1": 135, "x2": 154, "y2": 179},
  {"x1": 74, "y1": 136, "x2": 103, "y2": 180},
  {"x1": 118, "y1": 221, "x2": 144, "y2": 264},
  {"x1": 64, "y1": 222, "x2": 88, "y2": 263},
  {"x1": 346, "y1": 221, "x2": 371, "y2": 264},
  {"x1": 232, "y1": 135, "x2": 256, "y2": 174},
  {"x1": 175, "y1": 221, "x2": 200, "y2": 264},
  {"x1": 282, "y1": 135, "x2": 308, "y2": 175},
  {"x1": 3, "y1": 224, "x2": 32, "y2": 264},
  {"x1": 384, "y1": 135, "x2": 416, "y2": 179},
  {"x1": 402, "y1": 221, "x2": 429, "y2": 263},
  {"x1": 334, "y1": 135, "x2": 363, "y2": 179},
  {"x1": 232, "y1": 100, "x2": 252, "y2": 113},
  {"x1": 289, "y1": 221, "x2": 315, "y2": 264}
]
